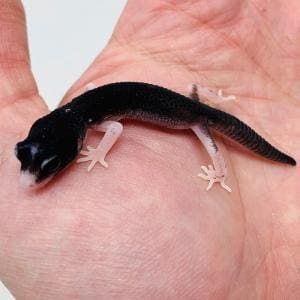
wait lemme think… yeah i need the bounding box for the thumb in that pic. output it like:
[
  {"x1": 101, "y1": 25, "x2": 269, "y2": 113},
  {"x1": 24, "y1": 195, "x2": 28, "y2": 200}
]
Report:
[{"x1": 0, "y1": 0, "x2": 45, "y2": 111}]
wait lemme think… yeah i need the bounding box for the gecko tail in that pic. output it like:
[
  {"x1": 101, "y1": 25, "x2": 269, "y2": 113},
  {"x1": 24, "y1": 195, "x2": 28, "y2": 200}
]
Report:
[{"x1": 208, "y1": 110, "x2": 296, "y2": 166}]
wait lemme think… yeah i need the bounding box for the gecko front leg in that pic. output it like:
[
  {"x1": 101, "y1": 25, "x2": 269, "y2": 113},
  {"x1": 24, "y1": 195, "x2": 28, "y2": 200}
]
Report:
[
  {"x1": 77, "y1": 121, "x2": 123, "y2": 171},
  {"x1": 77, "y1": 82, "x2": 123, "y2": 172}
]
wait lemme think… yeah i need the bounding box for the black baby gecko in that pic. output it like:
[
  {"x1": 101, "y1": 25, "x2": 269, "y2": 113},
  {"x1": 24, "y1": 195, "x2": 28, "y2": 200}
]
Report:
[{"x1": 15, "y1": 82, "x2": 296, "y2": 192}]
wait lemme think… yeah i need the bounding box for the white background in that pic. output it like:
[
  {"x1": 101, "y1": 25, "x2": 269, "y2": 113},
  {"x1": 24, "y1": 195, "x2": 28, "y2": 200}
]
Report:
[{"x1": 0, "y1": 0, "x2": 126, "y2": 299}]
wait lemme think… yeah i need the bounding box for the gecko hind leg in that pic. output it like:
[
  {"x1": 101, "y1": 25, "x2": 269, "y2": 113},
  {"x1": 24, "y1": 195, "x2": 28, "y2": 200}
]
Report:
[
  {"x1": 191, "y1": 123, "x2": 232, "y2": 192},
  {"x1": 188, "y1": 84, "x2": 236, "y2": 107},
  {"x1": 85, "y1": 82, "x2": 97, "y2": 91},
  {"x1": 77, "y1": 121, "x2": 123, "y2": 172}
]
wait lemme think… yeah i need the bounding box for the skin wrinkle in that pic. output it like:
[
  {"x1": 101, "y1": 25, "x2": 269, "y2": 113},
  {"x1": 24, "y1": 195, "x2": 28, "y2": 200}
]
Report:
[
  {"x1": 0, "y1": 56, "x2": 29, "y2": 67},
  {"x1": 68, "y1": 28, "x2": 239, "y2": 101},
  {"x1": 241, "y1": 3, "x2": 300, "y2": 103},
  {"x1": 0, "y1": 90, "x2": 40, "y2": 110},
  {"x1": 266, "y1": 253, "x2": 281, "y2": 298},
  {"x1": 234, "y1": 233, "x2": 268, "y2": 297},
  {"x1": 0, "y1": 1, "x2": 25, "y2": 24},
  {"x1": 207, "y1": 8, "x2": 297, "y2": 105},
  {"x1": 120, "y1": 1, "x2": 293, "y2": 113},
  {"x1": 150, "y1": 3, "x2": 244, "y2": 74},
  {"x1": 248, "y1": 1, "x2": 287, "y2": 57},
  {"x1": 0, "y1": 31, "x2": 29, "y2": 65},
  {"x1": 261, "y1": 163, "x2": 272, "y2": 195},
  {"x1": 71, "y1": 0, "x2": 298, "y2": 104},
  {"x1": 78, "y1": 202, "x2": 185, "y2": 296},
  {"x1": 170, "y1": 0, "x2": 242, "y2": 29},
  {"x1": 226, "y1": 162, "x2": 275, "y2": 296},
  {"x1": 114, "y1": 3, "x2": 237, "y2": 66},
  {"x1": 266, "y1": 209, "x2": 284, "y2": 297},
  {"x1": 225, "y1": 145, "x2": 247, "y2": 290}
]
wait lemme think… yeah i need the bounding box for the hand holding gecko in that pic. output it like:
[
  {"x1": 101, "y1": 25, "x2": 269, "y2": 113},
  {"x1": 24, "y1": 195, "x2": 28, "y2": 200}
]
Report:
[{"x1": 0, "y1": 0, "x2": 299, "y2": 298}]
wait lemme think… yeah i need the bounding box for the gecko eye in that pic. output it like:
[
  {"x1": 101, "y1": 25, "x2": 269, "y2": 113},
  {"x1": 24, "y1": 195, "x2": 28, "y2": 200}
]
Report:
[{"x1": 41, "y1": 156, "x2": 61, "y2": 173}]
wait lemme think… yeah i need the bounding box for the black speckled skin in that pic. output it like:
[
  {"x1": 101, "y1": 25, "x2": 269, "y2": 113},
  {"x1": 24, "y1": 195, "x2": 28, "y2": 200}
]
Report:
[
  {"x1": 15, "y1": 82, "x2": 296, "y2": 183},
  {"x1": 68, "y1": 82, "x2": 295, "y2": 165},
  {"x1": 66, "y1": 82, "x2": 211, "y2": 127}
]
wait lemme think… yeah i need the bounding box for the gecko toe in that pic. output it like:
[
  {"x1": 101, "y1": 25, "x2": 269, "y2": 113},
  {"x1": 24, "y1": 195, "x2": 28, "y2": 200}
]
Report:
[
  {"x1": 198, "y1": 165, "x2": 231, "y2": 192},
  {"x1": 100, "y1": 160, "x2": 108, "y2": 168},
  {"x1": 77, "y1": 156, "x2": 92, "y2": 163},
  {"x1": 87, "y1": 160, "x2": 97, "y2": 172},
  {"x1": 220, "y1": 180, "x2": 232, "y2": 193}
]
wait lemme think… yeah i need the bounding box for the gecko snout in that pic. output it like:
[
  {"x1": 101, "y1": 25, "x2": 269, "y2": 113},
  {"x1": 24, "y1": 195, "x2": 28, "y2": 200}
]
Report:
[
  {"x1": 15, "y1": 141, "x2": 39, "y2": 163},
  {"x1": 15, "y1": 141, "x2": 29, "y2": 160},
  {"x1": 14, "y1": 141, "x2": 39, "y2": 188}
]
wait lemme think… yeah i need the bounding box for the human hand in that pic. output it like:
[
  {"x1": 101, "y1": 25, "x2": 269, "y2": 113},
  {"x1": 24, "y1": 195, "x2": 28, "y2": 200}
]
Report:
[{"x1": 1, "y1": 0, "x2": 299, "y2": 298}]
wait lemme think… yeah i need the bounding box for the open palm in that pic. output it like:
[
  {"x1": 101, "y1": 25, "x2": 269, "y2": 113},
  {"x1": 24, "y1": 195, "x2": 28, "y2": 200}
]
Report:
[{"x1": 0, "y1": 0, "x2": 299, "y2": 298}]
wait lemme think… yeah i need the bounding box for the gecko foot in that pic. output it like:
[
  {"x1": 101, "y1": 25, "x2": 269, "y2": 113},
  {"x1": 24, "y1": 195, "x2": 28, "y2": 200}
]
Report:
[
  {"x1": 217, "y1": 89, "x2": 236, "y2": 102},
  {"x1": 77, "y1": 145, "x2": 108, "y2": 172},
  {"x1": 189, "y1": 84, "x2": 236, "y2": 106},
  {"x1": 198, "y1": 165, "x2": 232, "y2": 193}
]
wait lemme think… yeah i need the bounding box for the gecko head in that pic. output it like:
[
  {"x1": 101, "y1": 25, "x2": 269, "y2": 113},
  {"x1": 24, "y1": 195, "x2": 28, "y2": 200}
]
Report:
[{"x1": 15, "y1": 110, "x2": 86, "y2": 189}]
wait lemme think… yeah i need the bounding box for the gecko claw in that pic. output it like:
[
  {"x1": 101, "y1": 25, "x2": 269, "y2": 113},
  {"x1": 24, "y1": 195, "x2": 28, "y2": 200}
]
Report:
[{"x1": 197, "y1": 165, "x2": 232, "y2": 193}]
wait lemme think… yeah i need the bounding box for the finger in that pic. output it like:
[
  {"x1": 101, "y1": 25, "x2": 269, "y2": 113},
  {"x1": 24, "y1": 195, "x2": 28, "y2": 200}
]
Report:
[{"x1": 0, "y1": 0, "x2": 44, "y2": 109}]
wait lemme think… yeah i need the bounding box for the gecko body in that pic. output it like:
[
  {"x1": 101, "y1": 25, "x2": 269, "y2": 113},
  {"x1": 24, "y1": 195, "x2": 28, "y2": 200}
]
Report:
[{"x1": 15, "y1": 82, "x2": 296, "y2": 191}]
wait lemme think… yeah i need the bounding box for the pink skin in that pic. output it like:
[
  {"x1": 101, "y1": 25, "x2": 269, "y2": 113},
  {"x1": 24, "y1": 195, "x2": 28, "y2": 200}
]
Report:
[{"x1": 1, "y1": 0, "x2": 300, "y2": 299}]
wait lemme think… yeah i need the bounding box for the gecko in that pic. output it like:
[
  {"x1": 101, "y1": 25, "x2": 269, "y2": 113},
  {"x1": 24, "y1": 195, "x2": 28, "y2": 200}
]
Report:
[{"x1": 15, "y1": 82, "x2": 296, "y2": 191}]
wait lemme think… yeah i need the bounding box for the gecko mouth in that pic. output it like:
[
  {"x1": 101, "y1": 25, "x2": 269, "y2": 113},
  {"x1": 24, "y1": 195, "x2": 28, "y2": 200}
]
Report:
[{"x1": 20, "y1": 171, "x2": 38, "y2": 188}]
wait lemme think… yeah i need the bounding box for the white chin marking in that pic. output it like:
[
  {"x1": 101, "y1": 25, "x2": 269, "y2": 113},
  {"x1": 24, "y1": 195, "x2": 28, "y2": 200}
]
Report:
[{"x1": 20, "y1": 171, "x2": 37, "y2": 188}]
